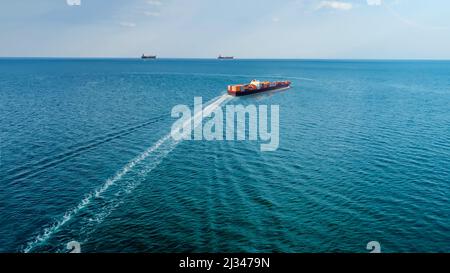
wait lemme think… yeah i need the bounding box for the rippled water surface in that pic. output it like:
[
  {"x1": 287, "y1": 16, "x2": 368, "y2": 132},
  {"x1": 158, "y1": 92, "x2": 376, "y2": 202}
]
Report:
[{"x1": 1, "y1": 59, "x2": 450, "y2": 252}]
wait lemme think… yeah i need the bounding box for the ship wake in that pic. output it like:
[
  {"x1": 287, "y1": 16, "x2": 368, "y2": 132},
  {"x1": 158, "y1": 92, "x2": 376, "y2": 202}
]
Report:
[{"x1": 23, "y1": 93, "x2": 233, "y2": 253}]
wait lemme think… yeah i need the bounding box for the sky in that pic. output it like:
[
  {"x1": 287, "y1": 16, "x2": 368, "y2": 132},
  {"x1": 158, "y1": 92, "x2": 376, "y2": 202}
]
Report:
[{"x1": 1, "y1": 0, "x2": 450, "y2": 59}]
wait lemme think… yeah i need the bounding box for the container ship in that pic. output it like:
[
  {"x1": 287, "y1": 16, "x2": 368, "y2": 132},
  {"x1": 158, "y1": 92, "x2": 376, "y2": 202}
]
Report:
[
  {"x1": 141, "y1": 54, "x2": 157, "y2": 59},
  {"x1": 228, "y1": 80, "x2": 291, "y2": 97},
  {"x1": 218, "y1": 55, "x2": 234, "y2": 60}
]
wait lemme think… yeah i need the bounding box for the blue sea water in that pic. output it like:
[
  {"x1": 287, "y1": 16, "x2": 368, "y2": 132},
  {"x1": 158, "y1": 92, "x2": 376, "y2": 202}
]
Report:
[{"x1": 1, "y1": 58, "x2": 450, "y2": 253}]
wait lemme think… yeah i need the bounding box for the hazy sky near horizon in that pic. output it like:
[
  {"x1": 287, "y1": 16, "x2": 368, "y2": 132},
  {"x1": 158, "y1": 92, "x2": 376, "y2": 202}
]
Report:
[{"x1": 1, "y1": 0, "x2": 450, "y2": 58}]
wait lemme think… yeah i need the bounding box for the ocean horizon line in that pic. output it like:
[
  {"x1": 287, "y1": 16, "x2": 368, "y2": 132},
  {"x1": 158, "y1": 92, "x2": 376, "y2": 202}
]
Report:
[{"x1": 1, "y1": 56, "x2": 450, "y2": 62}]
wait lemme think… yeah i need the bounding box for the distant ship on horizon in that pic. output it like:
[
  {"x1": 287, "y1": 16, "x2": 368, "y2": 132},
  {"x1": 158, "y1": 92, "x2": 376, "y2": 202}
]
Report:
[
  {"x1": 141, "y1": 54, "x2": 157, "y2": 59},
  {"x1": 218, "y1": 55, "x2": 234, "y2": 60}
]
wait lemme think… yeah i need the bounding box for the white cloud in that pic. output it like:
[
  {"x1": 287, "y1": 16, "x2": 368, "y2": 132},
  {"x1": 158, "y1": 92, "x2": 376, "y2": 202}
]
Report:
[
  {"x1": 66, "y1": 0, "x2": 81, "y2": 6},
  {"x1": 147, "y1": 0, "x2": 162, "y2": 6},
  {"x1": 367, "y1": 0, "x2": 382, "y2": 6},
  {"x1": 144, "y1": 11, "x2": 161, "y2": 17},
  {"x1": 272, "y1": 17, "x2": 280, "y2": 23},
  {"x1": 317, "y1": 1, "x2": 352, "y2": 11},
  {"x1": 119, "y1": 22, "x2": 136, "y2": 28}
]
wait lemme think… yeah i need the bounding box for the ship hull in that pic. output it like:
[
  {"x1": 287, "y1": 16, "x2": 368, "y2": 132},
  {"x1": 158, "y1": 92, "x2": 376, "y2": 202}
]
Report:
[{"x1": 228, "y1": 84, "x2": 290, "y2": 97}]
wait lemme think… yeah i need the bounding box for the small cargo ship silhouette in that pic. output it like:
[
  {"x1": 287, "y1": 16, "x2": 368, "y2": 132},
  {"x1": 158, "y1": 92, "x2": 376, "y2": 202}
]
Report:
[
  {"x1": 218, "y1": 55, "x2": 234, "y2": 60},
  {"x1": 228, "y1": 79, "x2": 291, "y2": 97},
  {"x1": 141, "y1": 54, "x2": 157, "y2": 59}
]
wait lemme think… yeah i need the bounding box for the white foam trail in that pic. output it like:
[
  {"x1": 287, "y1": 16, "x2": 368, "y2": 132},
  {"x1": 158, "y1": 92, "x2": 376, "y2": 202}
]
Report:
[
  {"x1": 181, "y1": 94, "x2": 231, "y2": 135},
  {"x1": 23, "y1": 94, "x2": 232, "y2": 253}
]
